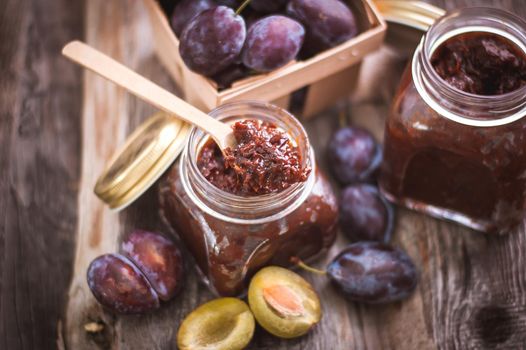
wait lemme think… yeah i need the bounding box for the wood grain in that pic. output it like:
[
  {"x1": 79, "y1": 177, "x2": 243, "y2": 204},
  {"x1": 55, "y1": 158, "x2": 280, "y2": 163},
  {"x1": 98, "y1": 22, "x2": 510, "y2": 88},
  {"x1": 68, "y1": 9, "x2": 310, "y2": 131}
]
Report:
[
  {"x1": 2, "y1": 0, "x2": 526, "y2": 349},
  {"x1": 63, "y1": 2, "x2": 162, "y2": 349},
  {"x1": 0, "y1": 0, "x2": 84, "y2": 349}
]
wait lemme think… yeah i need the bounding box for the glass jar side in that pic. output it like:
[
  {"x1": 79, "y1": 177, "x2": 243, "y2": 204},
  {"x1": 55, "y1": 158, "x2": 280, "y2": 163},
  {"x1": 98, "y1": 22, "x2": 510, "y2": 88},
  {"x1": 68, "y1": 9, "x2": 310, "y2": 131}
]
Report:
[
  {"x1": 158, "y1": 101, "x2": 338, "y2": 296},
  {"x1": 380, "y1": 8, "x2": 526, "y2": 234},
  {"x1": 159, "y1": 164, "x2": 338, "y2": 296}
]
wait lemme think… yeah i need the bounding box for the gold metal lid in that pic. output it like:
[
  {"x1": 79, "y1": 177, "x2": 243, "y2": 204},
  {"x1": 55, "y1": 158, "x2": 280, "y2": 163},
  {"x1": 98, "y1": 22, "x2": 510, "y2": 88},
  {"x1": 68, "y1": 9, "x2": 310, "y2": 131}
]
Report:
[
  {"x1": 373, "y1": 1, "x2": 445, "y2": 56},
  {"x1": 374, "y1": 1, "x2": 445, "y2": 31},
  {"x1": 95, "y1": 112, "x2": 190, "y2": 210}
]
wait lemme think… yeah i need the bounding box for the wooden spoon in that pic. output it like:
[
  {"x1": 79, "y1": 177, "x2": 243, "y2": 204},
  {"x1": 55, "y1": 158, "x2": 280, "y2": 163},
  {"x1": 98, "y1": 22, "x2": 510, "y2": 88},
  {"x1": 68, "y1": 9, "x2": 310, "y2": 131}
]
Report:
[{"x1": 62, "y1": 40, "x2": 235, "y2": 151}]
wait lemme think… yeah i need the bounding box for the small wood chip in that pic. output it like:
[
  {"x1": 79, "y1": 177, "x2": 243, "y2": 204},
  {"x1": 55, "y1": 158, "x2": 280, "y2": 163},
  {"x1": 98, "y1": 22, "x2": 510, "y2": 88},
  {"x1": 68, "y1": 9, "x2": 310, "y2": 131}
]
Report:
[
  {"x1": 84, "y1": 322, "x2": 104, "y2": 333},
  {"x1": 263, "y1": 285, "x2": 305, "y2": 318}
]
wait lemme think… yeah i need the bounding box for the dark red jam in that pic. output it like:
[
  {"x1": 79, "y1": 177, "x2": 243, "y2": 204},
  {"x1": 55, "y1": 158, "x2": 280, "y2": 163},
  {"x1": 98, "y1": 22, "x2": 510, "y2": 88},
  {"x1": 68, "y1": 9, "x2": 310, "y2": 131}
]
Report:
[
  {"x1": 197, "y1": 119, "x2": 310, "y2": 196},
  {"x1": 380, "y1": 30, "x2": 526, "y2": 234},
  {"x1": 431, "y1": 32, "x2": 526, "y2": 95},
  {"x1": 159, "y1": 164, "x2": 338, "y2": 295},
  {"x1": 159, "y1": 116, "x2": 338, "y2": 295}
]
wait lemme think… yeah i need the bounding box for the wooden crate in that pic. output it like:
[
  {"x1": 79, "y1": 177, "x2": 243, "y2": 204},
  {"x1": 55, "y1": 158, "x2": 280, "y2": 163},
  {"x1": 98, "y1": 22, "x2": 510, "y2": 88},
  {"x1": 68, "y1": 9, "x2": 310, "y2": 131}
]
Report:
[{"x1": 144, "y1": 0, "x2": 387, "y2": 118}]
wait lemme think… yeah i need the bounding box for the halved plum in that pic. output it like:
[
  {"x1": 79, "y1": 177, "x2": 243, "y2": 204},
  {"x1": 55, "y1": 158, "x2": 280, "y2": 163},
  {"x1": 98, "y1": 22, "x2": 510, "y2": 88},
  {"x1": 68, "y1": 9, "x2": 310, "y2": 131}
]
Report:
[{"x1": 248, "y1": 266, "x2": 321, "y2": 338}]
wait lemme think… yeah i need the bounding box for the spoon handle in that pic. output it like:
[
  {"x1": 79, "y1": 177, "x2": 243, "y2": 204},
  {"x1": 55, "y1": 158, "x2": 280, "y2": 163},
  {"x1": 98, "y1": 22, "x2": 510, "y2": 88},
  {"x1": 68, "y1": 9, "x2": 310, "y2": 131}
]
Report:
[{"x1": 62, "y1": 41, "x2": 232, "y2": 143}]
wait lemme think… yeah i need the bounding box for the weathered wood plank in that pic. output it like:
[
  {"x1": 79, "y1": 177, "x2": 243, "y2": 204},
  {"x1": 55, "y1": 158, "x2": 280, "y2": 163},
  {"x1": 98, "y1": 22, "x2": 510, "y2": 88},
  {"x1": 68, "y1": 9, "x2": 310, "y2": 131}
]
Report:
[
  {"x1": 0, "y1": 0, "x2": 84, "y2": 349},
  {"x1": 3, "y1": 0, "x2": 526, "y2": 349},
  {"x1": 64, "y1": 0, "x2": 526, "y2": 349},
  {"x1": 63, "y1": 1, "x2": 161, "y2": 349}
]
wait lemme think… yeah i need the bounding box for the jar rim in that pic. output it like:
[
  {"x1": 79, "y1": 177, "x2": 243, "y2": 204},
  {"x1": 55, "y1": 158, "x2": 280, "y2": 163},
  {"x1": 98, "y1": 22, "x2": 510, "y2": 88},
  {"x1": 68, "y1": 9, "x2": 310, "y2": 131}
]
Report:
[
  {"x1": 413, "y1": 7, "x2": 526, "y2": 127},
  {"x1": 180, "y1": 100, "x2": 316, "y2": 224}
]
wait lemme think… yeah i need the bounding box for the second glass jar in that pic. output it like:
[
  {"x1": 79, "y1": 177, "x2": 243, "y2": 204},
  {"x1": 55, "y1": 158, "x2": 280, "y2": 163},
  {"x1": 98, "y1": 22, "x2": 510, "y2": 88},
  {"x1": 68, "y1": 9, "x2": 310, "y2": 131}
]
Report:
[{"x1": 380, "y1": 8, "x2": 526, "y2": 234}]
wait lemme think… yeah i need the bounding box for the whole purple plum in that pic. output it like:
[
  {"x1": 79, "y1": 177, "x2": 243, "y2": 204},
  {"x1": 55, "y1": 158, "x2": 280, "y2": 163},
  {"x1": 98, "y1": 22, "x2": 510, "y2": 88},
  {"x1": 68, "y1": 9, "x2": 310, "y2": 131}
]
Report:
[
  {"x1": 328, "y1": 242, "x2": 418, "y2": 304},
  {"x1": 242, "y1": 16, "x2": 305, "y2": 72},
  {"x1": 340, "y1": 184, "x2": 394, "y2": 243},
  {"x1": 327, "y1": 126, "x2": 382, "y2": 184},
  {"x1": 179, "y1": 6, "x2": 246, "y2": 76}
]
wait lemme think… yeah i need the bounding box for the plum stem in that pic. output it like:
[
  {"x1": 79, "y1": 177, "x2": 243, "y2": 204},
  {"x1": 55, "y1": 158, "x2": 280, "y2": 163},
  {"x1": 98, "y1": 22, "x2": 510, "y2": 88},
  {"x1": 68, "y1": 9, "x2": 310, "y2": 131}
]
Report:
[
  {"x1": 235, "y1": 0, "x2": 251, "y2": 15},
  {"x1": 290, "y1": 256, "x2": 327, "y2": 276},
  {"x1": 338, "y1": 102, "x2": 349, "y2": 128}
]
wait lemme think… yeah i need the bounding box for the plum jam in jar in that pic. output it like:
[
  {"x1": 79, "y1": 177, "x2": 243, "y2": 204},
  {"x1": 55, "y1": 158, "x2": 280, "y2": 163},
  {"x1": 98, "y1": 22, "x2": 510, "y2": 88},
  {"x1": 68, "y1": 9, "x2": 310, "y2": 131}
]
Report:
[
  {"x1": 380, "y1": 8, "x2": 526, "y2": 234},
  {"x1": 159, "y1": 101, "x2": 338, "y2": 296}
]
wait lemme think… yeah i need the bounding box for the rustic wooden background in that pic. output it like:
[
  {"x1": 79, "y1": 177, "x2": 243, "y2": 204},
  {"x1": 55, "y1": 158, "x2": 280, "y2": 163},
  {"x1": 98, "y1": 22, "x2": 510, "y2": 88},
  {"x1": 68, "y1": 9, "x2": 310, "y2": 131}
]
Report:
[{"x1": 2, "y1": 0, "x2": 526, "y2": 349}]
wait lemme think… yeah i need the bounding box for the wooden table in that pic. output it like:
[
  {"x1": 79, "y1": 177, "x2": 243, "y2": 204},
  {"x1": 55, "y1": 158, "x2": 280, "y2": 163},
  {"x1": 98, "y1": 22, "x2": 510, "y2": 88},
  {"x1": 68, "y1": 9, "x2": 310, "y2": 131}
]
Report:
[{"x1": 2, "y1": 1, "x2": 526, "y2": 349}]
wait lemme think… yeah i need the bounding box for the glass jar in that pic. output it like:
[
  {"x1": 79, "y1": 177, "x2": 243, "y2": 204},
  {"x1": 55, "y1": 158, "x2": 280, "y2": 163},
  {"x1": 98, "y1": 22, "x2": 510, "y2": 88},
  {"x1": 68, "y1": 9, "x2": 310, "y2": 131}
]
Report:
[
  {"x1": 159, "y1": 101, "x2": 338, "y2": 296},
  {"x1": 380, "y1": 8, "x2": 526, "y2": 234}
]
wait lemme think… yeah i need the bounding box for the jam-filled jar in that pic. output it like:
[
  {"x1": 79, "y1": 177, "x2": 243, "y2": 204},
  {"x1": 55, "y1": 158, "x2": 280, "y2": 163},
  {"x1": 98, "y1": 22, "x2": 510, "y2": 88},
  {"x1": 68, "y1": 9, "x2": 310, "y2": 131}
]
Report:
[
  {"x1": 159, "y1": 101, "x2": 338, "y2": 296},
  {"x1": 380, "y1": 8, "x2": 526, "y2": 234}
]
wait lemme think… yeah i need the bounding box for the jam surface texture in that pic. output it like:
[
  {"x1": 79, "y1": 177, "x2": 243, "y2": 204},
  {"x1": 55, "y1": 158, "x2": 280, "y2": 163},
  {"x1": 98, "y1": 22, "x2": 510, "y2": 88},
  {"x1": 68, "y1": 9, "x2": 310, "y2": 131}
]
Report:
[
  {"x1": 198, "y1": 119, "x2": 310, "y2": 195},
  {"x1": 431, "y1": 32, "x2": 526, "y2": 95}
]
